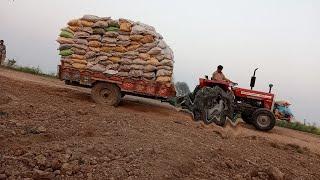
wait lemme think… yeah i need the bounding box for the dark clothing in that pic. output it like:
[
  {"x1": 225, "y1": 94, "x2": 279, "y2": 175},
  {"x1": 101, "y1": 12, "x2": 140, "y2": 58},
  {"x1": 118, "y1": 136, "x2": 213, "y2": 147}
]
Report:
[{"x1": 0, "y1": 44, "x2": 6, "y2": 65}]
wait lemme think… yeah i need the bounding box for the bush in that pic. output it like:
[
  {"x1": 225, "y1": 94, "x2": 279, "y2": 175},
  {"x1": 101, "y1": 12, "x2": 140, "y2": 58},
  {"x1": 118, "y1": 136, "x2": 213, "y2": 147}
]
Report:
[
  {"x1": 14, "y1": 66, "x2": 43, "y2": 75},
  {"x1": 7, "y1": 59, "x2": 16, "y2": 67},
  {"x1": 3, "y1": 59, "x2": 57, "y2": 78},
  {"x1": 276, "y1": 120, "x2": 320, "y2": 135}
]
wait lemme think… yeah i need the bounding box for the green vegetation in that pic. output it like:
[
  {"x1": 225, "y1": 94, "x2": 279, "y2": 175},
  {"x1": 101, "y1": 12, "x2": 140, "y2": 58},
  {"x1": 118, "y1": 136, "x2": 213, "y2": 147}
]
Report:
[
  {"x1": 4, "y1": 58, "x2": 57, "y2": 78},
  {"x1": 276, "y1": 120, "x2": 320, "y2": 135}
]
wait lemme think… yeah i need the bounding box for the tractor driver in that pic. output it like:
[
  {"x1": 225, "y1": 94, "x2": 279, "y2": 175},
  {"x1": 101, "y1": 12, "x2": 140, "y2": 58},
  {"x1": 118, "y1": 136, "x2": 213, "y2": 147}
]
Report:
[{"x1": 212, "y1": 65, "x2": 233, "y2": 83}]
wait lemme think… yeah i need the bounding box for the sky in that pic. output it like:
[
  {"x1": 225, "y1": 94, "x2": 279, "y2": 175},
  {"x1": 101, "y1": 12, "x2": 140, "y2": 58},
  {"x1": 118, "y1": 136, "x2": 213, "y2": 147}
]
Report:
[{"x1": 0, "y1": 0, "x2": 319, "y2": 125}]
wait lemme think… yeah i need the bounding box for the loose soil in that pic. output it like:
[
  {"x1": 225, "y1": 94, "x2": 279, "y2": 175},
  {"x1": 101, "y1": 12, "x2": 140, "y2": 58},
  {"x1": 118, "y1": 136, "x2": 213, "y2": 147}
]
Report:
[{"x1": 0, "y1": 68, "x2": 319, "y2": 179}]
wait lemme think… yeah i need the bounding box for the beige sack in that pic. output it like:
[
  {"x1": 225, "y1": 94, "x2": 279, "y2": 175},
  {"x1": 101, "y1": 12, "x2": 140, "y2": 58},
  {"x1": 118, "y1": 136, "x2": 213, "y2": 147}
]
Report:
[
  {"x1": 119, "y1": 19, "x2": 132, "y2": 32},
  {"x1": 130, "y1": 35, "x2": 144, "y2": 41},
  {"x1": 118, "y1": 35, "x2": 130, "y2": 41},
  {"x1": 139, "y1": 53, "x2": 151, "y2": 60},
  {"x1": 73, "y1": 44, "x2": 88, "y2": 50},
  {"x1": 80, "y1": 20, "x2": 94, "y2": 27},
  {"x1": 72, "y1": 59, "x2": 87, "y2": 65},
  {"x1": 144, "y1": 65, "x2": 157, "y2": 72},
  {"x1": 157, "y1": 65, "x2": 173, "y2": 71},
  {"x1": 105, "y1": 31, "x2": 119, "y2": 38},
  {"x1": 74, "y1": 32, "x2": 90, "y2": 38},
  {"x1": 118, "y1": 65, "x2": 131, "y2": 72},
  {"x1": 156, "y1": 76, "x2": 172, "y2": 82},
  {"x1": 89, "y1": 47, "x2": 101, "y2": 52},
  {"x1": 117, "y1": 71, "x2": 129, "y2": 77},
  {"x1": 68, "y1": 19, "x2": 81, "y2": 26},
  {"x1": 129, "y1": 70, "x2": 143, "y2": 78},
  {"x1": 88, "y1": 41, "x2": 102, "y2": 48},
  {"x1": 74, "y1": 39, "x2": 88, "y2": 45},
  {"x1": 114, "y1": 46, "x2": 127, "y2": 53},
  {"x1": 140, "y1": 35, "x2": 154, "y2": 44},
  {"x1": 120, "y1": 58, "x2": 133, "y2": 65},
  {"x1": 87, "y1": 35, "x2": 102, "y2": 41},
  {"x1": 156, "y1": 69, "x2": 172, "y2": 77},
  {"x1": 96, "y1": 56, "x2": 109, "y2": 61},
  {"x1": 72, "y1": 63, "x2": 87, "y2": 69},
  {"x1": 69, "y1": 26, "x2": 93, "y2": 34},
  {"x1": 143, "y1": 72, "x2": 156, "y2": 79},
  {"x1": 93, "y1": 20, "x2": 108, "y2": 28},
  {"x1": 84, "y1": 51, "x2": 96, "y2": 59},
  {"x1": 160, "y1": 59, "x2": 174, "y2": 67},
  {"x1": 147, "y1": 58, "x2": 160, "y2": 66},
  {"x1": 127, "y1": 44, "x2": 141, "y2": 51},
  {"x1": 81, "y1": 15, "x2": 101, "y2": 22},
  {"x1": 133, "y1": 58, "x2": 147, "y2": 65},
  {"x1": 148, "y1": 47, "x2": 162, "y2": 55},
  {"x1": 130, "y1": 64, "x2": 144, "y2": 70},
  {"x1": 109, "y1": 56, "x2": 121, "y2": 63},
  {"x1": 71, "y1": 47, "x2": 86, "y2": 55},
  {"x1": 57, "y1": 37, "x2": 74, "y2": 44},
  {"x1": 101, "y1": 46, "x2": 114, "y2": 53},
  {"x1": 71, "y1": 54, "x2": 85, "y2": 60}
]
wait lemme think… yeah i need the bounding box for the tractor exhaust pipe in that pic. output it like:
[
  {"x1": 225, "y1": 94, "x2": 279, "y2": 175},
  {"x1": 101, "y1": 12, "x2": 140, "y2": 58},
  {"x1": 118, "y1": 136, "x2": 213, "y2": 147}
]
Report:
[
  {"x1": 269, "y1": 84, "x2": 274, "y2": 93},
  {"x1": 250, "y1": 68, "x2": 258, "y2": 90}
]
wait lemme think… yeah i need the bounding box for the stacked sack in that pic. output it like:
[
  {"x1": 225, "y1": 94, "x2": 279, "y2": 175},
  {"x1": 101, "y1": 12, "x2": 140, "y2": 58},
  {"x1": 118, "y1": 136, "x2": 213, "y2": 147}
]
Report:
[{"x1": 57, "y1": 15, "x2": 174, "y2": 84}]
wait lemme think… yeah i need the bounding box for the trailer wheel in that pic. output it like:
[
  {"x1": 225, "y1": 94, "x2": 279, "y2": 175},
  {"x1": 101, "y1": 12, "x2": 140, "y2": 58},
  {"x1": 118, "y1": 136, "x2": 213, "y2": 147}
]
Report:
[
  {"x1": 92, "y1": 82, "x2": 121, "y2": 107},
  {"x1": 65, "y1": 80, "x2": 71, "y2": 85},
  {"x1": 252, "y1": 108, "x2": 276, "y2": 131}
]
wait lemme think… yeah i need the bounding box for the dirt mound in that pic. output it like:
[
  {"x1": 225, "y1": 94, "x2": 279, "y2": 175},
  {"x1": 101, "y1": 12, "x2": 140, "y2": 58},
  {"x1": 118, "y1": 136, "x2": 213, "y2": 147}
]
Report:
[{"x1": 0, "y1": 68, "x2": 320, "y2": 179}]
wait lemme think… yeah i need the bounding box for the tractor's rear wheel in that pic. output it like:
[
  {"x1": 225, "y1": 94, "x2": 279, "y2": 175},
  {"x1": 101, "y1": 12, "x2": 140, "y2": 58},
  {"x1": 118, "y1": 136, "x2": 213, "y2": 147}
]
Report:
[
  {"x1": 92, "y1": 82, "x2": 121, "y2": 107},
  {"x1": 193, "y1": 86, "x2": 234, "y2": 126},
  {"x1": 205, "y1": 109, "x2": 227, "y2": 126},
  {"x1": 252, "y1": 108, "x2": 276, "y2": 131},
  {"x1": 192, "y1": 109, "x2": 202, "y2": 121}
]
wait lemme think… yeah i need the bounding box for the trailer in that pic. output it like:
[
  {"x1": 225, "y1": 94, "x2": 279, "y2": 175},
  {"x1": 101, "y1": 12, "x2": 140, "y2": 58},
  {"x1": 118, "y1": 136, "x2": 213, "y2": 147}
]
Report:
[{"x1": 58, "y1": 62, "x2": 176, "y2": 106}]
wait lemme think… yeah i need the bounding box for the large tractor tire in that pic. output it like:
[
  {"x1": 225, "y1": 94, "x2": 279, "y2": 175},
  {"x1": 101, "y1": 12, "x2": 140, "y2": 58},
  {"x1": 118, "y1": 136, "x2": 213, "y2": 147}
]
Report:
[
  {"x1": 193, "y1": 86, "x2": 234, "y2": 126},
  {"x1": 252, "y1": 108, "x2": 276, "y2": 131},
  {"x1": 91, "y1": 82, "x2": 121, "y2": 107},
  {"x1": 192, "y1": 108, "x2": 202, "y2": 122}
]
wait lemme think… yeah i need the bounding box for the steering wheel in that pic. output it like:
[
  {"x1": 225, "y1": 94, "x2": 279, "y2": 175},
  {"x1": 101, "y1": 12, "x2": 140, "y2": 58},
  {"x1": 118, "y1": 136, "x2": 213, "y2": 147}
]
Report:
[{"x1": 230, "y1": 82, "x2": 238, "y2": 87}]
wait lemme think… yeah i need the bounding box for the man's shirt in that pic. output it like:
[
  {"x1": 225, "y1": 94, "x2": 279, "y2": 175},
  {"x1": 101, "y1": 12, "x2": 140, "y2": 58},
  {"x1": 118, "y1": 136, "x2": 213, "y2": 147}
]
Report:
[{"x1": 212, "y1": 71, "x2": 229, "y2": 82}]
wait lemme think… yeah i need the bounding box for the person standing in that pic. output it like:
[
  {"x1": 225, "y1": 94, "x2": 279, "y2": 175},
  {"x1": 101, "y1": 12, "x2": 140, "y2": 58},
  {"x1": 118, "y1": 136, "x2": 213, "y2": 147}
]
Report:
[{"x1": 0, "y1": 40, "x2": 6, "y2": 65}]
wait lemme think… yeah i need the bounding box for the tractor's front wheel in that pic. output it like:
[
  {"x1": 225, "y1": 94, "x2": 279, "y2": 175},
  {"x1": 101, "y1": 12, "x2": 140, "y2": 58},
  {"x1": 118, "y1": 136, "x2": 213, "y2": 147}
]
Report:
[
  {"x1": 252, "y1": 108, "x2": 276, "y2": 131},
  {"x1": 91, "y1": 82, "x2": 121, "y2": 107}
]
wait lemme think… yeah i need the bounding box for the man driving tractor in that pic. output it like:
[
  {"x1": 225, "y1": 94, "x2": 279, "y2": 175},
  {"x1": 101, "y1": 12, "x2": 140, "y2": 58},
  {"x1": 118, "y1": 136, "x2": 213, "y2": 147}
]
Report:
[{"x1": 212, "y1": 65, "x2": 233, "y2": 83}]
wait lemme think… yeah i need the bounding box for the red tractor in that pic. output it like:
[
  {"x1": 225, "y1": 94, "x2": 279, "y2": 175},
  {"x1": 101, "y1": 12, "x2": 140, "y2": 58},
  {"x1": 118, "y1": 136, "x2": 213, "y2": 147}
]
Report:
[{"x1": 177, "y1": 68, "x2": 276, "y2": 131}]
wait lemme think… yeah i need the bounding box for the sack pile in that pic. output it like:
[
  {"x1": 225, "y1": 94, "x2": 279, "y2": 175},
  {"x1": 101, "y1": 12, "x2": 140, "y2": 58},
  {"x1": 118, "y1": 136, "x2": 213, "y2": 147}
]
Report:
[{"x1": 57, "y1": 15, "x2": 174, "y2": 84}]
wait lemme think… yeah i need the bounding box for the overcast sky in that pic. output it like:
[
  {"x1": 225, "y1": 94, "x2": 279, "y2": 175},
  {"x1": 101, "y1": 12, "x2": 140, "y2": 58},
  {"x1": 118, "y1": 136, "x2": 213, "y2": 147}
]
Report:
[{"x1": 1, "y1": 0, "x2": 319, "y2": 125}]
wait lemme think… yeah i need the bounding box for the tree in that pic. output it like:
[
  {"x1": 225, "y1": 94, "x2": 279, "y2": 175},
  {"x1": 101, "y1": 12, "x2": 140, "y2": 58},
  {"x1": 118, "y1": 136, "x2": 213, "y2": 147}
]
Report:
[{"x1": 175, "y1": 81, "x2": 190, "y2": 97}]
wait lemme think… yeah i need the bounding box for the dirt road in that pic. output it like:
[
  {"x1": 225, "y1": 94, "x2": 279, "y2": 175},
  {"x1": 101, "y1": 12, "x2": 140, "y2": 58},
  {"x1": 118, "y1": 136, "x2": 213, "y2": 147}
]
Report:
[{"x1": 0, "y1": 68, "x2": 319, "y2": 179}]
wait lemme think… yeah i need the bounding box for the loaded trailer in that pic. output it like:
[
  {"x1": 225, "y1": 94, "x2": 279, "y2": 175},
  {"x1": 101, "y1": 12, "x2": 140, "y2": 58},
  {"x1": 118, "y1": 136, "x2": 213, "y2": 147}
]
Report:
[{"x1": 58, "y1": 62, "x2": 176, "y2": 106}]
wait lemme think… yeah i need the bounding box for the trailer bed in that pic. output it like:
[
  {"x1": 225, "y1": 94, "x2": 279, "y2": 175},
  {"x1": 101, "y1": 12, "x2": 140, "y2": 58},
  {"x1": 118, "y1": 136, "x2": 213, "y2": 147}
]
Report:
[{"x1": 58, "y1": 64, "x2": 176, "y2": 100}]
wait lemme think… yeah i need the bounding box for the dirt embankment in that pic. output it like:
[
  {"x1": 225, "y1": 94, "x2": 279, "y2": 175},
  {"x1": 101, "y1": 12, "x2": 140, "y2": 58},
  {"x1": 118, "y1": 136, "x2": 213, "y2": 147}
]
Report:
[{"x1": 0, "y1": 68, "x2": 320, "y2": 179}]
